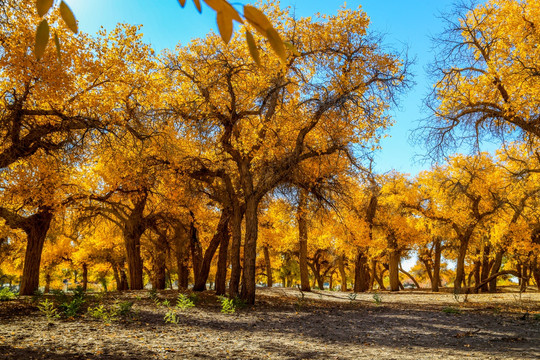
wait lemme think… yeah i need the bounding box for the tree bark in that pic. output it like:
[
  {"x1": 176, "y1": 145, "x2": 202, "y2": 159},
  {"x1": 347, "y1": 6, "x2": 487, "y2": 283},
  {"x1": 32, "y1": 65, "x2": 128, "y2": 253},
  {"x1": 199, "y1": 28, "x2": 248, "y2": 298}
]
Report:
[
  {"x1": 489, "y1": 250, "x2": 504, "y2": 293},
  {"x1": 297, "y1": 188, "x2": 310, "y2": 292},
  {"x1": 338, "y1": 255, "x2": 348, "y2": 291},
  {"x1": 82, "y1": 263, "x2": 88, "y2": 292},
  {"x1": 151, "y1": 234, "x2": 167, "y2": 290},
  {"x1": 174, "y1": 224, "x2": 190, "y2": 290},
  {"x1": 454, "y1": 235, "x2": 470, "y2": 293},
  {"x1": 215, "y1": 220, "x2": 231, "y2": 295},
  {"x1": 263, "y1": 246, "x2": 273, "y2": 287},
  {"x1": 193, "y1": 209, "x2": 231, "y2": 291},
  {"x1": 387, "y1": 232, "x2": 400, "y2": 292},
  {"x1": 433, "y1": 237, "x2": 441, "y2": 292},
  {"x1": 228, "y1": 204, "x2": 243, "y2": 297},
  {"x1": 480, "y1": 243, "x2": 491, "y2": 293},
  {"x1": 19, "y1": 208, "x2": 54, "y2": 295},
  {"x1": 189, "y1": 216, "x2": 203, "y2": 287},
  {"x1": 240, "y1": 197, "x2": 259, "y2": 304},
  {"x1": 354, "y1": 249, "x2": 370, "y2": 292}
]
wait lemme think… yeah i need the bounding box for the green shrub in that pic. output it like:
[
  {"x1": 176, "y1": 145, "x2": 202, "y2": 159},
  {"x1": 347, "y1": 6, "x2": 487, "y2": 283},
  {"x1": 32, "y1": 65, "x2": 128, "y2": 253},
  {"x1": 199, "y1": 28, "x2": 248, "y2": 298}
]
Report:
[
  {"x1": 176, "y1": 294, "x2": 195, "y2": 310},
  {"x1": 217, "y1": 295, "x2": 243, "y2": 314},
  {"x1": 442, "y1": 306, "x2": 461, "y2": 314},
  {"x1": 348, "y1": 292, "x2": 357, "y2": 303},
  {"x1": 533, "y1": 313, "x2": 540, "y2": 321},
  {"x1": 116, "y1": 301, "x2": 134, "y2": 317},
  {"x1": 164, "y1": 308, "x2": 180, "y2": 324},
  {"x1": 38, "y1": 299, "x2": 60, "y2": 322},
  {"x1": 87, "y1": 305, "x2": 117, "y2": 323},
  {"x1": 0, "y1": 287, "x2": 16, "y2": 301},
  {"x1": 372, "y1": 293, "x2": 383, "y2": 305},
  {"x1": 58, "y1": 286, "x2": 87, "y2": 318}
]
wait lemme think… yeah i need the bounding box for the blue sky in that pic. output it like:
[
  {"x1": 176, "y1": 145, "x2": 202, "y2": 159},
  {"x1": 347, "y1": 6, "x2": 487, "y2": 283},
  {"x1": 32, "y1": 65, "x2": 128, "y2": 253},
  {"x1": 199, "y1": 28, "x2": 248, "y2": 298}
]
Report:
[{"x1": 68, "y1": 0, "x2": 457, "y2": 176}]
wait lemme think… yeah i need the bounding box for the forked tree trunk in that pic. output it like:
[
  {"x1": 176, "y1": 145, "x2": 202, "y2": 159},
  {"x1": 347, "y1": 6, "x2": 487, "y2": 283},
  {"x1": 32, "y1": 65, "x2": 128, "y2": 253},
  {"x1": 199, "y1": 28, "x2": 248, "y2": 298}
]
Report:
[
  {"x1": 297, "y1": 188, "x2": 310, "y2": 292},
  {"x1": 19, "y1": 209, "x2": 54, "y2": 295},
  {"x1": 193, "y1": 209, "x2": 231, "y2": 291},
  {"x1": 489, "y1": 250, "x2": 504, "y2": 293},
  {"x1": 263, "y1": 246, "x2": 273, "y2": 287}
]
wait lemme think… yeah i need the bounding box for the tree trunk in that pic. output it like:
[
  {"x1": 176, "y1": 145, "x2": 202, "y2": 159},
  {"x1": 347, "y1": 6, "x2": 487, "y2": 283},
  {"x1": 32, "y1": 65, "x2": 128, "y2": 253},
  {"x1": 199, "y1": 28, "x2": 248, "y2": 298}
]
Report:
[
  {"x1": 215, "y1": 220, "x2": 231, "y2": 295},
  {"x1": 124, "y1": 229, "x2": 144, "y2": 290},
  {"x1": 112, "y1": 264, "x2": 121, "y2": 291},
  {"x1": 263, "y1": 246, "x2": 273, "y2": 287},
  {"x1": 240, "y1": 197, "x2": 259, "y2": 304},
  {"x1": 433, "y1": 238, "x2": 441, "y2": 292},
  {"x1": 193, "y1": 209, "x2": 231, "y2": 291},
  {"x1": 174, "y1": 224, "x2": 190, "y2": 290},
  {"x1": 338, "y1": 255, "x2": 348, "y2": 291},
  {"x1": 151, "y1": 235, "x2": 167, "y2": 290},
  {"x1": 489, "y1": 250, "x2": 504, "y2": 293},
  {"x1": 44, "y1": 273, "x2": 51, "y2": 294},
  {"x1": 119, "y1": 269, "x2": 128, "y2": 291},
  {"x1": 354, "y1": 249, "x2": 370, "y2": 292},
  {"x1": 82, "y1": 263, "x2": 88, "y2": 292},
  {"x1": 228, "y1": 204, "x2": 243, "y2": 297},
  {"x1": 388, "y1": 249, "x2": 400, "y2": 292},
  {"x1": 399, "y1": 265, "x2": 421, "y2": 289},
  {"x1": 19, "y1": 209, "x2": 54, "y2": 295},
  {"x1": 297, "y1": 188, "x2": 310, "y2": 292},
  {"x1": 189, "y1": 217, "x2": 203, "y2": 287},
  {"x1": 479, "y1": 243, "x2": 491, "y2": 293},
  {"x1": 454, "y1": 236, "x2": 470, "y2": 293},
  {"x1": 532, "y1": 256, "x2": 540, "y2": 291}
]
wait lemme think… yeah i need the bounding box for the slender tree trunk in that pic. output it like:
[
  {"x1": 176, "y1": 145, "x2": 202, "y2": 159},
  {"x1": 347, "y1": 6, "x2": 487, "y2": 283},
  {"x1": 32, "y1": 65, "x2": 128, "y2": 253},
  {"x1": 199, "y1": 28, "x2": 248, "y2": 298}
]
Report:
[
  {"x1": 215, "y1": 221, "x2": 231, "y2": 295},
  {"x1": 489, "y1": 250, "x2": 504, "y2": 293},
  {"x1": 433, "y1": 238, "x2": 441, "y2": 292},
  {"x1": 473, "y1": 259, "x2": 481, "y2": 294},
  {"x1": 228, "y1": 204, "x2": 243, "y2": 297},
  {"x1": 399, "y1": 265, "x2": 420, "y2": 289},
  {"x1": 454, "y1": 237, "x2": 470, "y2": 293},
  {"x1": 354, "y1": 249, "x2": 370, "y2": 292},
  {"x1": 189, "y1": 217, "x2": 203, "y2": 287},
  {"x1": 174, "y1": 224, "x2": 190, "y2": 290},
  {"x1": 112, "y1": 264, "x2": 121, "y2": 291},
  {"x1": 241, "y1": 197, "x2": 259, "y2": 304},
  {"x1": 82, "y1": 263, "x2": 88, "y2": 292},
  {"x1": 387, "y1": 232, "x2": 400, "y2": 292},
  {"x1": 119, "y1": 269, "x2": 128, "y2": 291},
  {"x1": 19, "y1": 209, "x2": 54, "y2": 295},
  {"x1": 263, "y1": 246, "x2": 273, "y2": 287},
  {"x1": 480, "y1": 243, "x2": 491, "y2": 293},
  {"x1": 193, "y1": 209, "x2": 231, "y2": 291},
  {"x1": 44, "y1": 273, "x2": 51, "y2": 294},
  {"x1": 297, "y1": 188, "x2": 310, "y2": 292},
  {"x1": 338, "y1": 255, "x2": 348, "y2": 291},
  {"x1": 532, "y1": 256, "x2": 540, "y2": 291}
]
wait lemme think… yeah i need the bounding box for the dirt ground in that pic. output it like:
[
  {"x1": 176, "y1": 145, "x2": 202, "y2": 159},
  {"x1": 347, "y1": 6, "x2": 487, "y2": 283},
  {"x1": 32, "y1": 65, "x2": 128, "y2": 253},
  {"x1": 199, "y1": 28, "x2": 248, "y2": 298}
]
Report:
[{"x1": 0, "y1": 287, "x2": 539, "y2": 359}]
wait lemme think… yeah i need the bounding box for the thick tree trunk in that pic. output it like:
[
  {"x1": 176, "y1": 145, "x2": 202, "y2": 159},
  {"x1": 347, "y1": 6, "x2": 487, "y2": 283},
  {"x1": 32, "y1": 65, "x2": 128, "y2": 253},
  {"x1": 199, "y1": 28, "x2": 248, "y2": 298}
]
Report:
[
  {"x1": 480, "y1": 243, "x2": 491, "y2": 292},
  {"x1": 228, "y1": 204, "x2": 243, "y2": 297},
  {"x1": 174, "y1": 224, "x2": 190, "y2": 290},
  {"x1": 388, "y1": 250, "x2": 400, "y2": 292},
  {"x1": 263, "y1": 246, "x2": 273, "y2": 287},
  {"x1": 241, "y1": 197, "x2": 259, "y2": 304},
  {"x1": 124, "y1": 229, "x2": 144, "y2": 290},
  {"x1": 19, "y1": 209, "x2": 54, "y2": 295},
  {"x1": 489, "y1": 250, "x2": 504, "y2": 293},
  {"x1": 119, "y1": 269, "x2": 128, "y2": 291},
  {"x1": 194, "y1": 209, "x2": 231, "y2": 291},
  {"x1": 297, "y1": 189, "x2": 310, "y2": 292},
  {"x1": 433, "y1": 238, "x2": 441, "y2": 292},
  {"x1": 338, "y1": 255, "x2": 348, "y2": 291},
  {"x1": 151, "y1": 236, "x2": 167, "y2": 290},
  {"x1": 82, "y1": 263, "x2": 88, "y2": 292},
  {"x1": 215, "y1": 221, "x2": 231, "y2": 295},
  {"x1": 354, "y1": 249, "x2": 370, "y2": 292}
]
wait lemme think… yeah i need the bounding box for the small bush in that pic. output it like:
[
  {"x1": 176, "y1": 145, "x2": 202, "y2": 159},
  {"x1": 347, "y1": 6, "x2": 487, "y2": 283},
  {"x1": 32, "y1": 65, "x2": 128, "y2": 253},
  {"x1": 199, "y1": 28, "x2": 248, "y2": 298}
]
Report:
[
  {"x1": 442, "y1": 306, "x2": 461, "y2": 314},
  {"x1": 218, "y1": 295, "x2": 244, "y2": 314},
  {"x1": 372, "y1": 293, "x2": 383, "y2": 305},
  {"x1": 38, "y1": 299, "x2": 60, "y2": 322},
  {"x1": 87, "y1": 305, "x2": 117, "y2": 323},
  {"x1": 164, "y1": 308, "x2": 180, "y2": 324},
  {"x1": 0, "y1": 287, "x2": 16, "y2": 301},
  {"x1": 116, "y1": 301, "x2": 134, "y2": 317},
  {"x1": 533, "y1": 313, "x2": 540, "y2": 321},
  {"x1": 176, "y1": 294, "x2": 195, "y2": 311},
  {"x1": 58, "y1": 286, "x2": 87, "y2": 318},
  {"x1": 348, "y1": 293, "x2": 357, "y2": 303}
]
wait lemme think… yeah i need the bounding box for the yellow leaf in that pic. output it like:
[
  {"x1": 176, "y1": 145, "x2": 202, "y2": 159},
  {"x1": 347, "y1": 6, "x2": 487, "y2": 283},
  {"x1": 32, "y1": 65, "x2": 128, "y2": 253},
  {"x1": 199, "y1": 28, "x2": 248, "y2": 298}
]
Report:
[
  {"x1": 178, "y1": 0, "x2": 187, "y2": 7},
  {"x1": 245, "y1": 29, "x2": 260, "y2": 66},
  {"x1": 54, "y1": 31, "x2": 62, "y2": 63},
  {"x1": 243, "y1": 5, "x2": 272, "y2": 35},
  {"x1": 266, "y1": 28, "x2": 286, "y2": 63},
  {"x1": 284, "y1": 41, "x2": 300, "y2": 56},
  {"x1": 217, "y1": 11, "x2": 233, "y2": 44},
  {"x1": 36, "y1": 0, "x2": 54, "y2": 17},
  {"x1": 35, "y1": 19, "x2": 49, "y2": 61},
  {"x1": 59, "y1": 1, "x2": 78, "y2": 34},
  {"x1": 193, "y1": 0, "x2": 202, "y2": 13},
  {"x1": 204, "y1": 0, "x2": 242, "y2": 23}
]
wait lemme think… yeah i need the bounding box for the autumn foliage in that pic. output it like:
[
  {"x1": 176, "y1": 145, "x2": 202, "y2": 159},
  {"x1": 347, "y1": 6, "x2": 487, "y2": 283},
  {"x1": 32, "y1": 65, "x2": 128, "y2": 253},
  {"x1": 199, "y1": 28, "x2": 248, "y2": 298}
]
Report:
[{"x1": 1, "y1": 0, "x2": 539, "y2": 302}]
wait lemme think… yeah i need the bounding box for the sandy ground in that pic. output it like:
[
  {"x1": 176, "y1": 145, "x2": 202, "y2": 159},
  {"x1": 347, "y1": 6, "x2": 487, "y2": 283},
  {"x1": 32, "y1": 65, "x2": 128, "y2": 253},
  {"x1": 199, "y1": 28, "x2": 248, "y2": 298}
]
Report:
[{"x1": 0, "y1": 287, "x2": 539, "y2": 359}]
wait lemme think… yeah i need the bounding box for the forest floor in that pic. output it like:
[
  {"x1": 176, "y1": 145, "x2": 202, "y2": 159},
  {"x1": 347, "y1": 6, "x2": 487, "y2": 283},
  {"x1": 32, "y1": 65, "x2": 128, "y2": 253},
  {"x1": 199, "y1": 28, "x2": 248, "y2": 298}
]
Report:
[{"x1": 0, "y1": 287, "x2": 539, "y2": 359}]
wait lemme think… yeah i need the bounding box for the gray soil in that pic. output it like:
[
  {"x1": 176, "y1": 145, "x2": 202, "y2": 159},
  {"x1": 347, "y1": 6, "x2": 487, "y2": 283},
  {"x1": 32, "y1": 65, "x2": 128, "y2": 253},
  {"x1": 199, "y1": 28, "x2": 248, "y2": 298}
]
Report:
[{"x1": 0, "y1": 287, "x2": 539, "y2": 359}]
